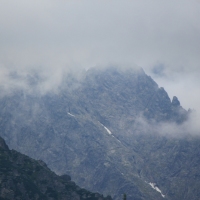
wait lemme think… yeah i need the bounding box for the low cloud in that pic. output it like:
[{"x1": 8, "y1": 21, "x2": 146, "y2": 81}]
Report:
[
  {"x1": 133, "y1": 111, "x2": 200, "y2": 137},
  {"x1": 0, "y1": 0, "x2": 200, "y2": 111}
]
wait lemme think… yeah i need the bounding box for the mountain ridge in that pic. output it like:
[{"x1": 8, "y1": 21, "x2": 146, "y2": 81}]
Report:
[
  {"x1": 0, "y1": 66, "x2": 199, "y2": 200},
  {"x1": 0, "y1": 136, "x2": 112, "y2": 200}
]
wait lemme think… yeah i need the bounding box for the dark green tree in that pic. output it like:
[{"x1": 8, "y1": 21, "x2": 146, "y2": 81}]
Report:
[{"x1": 123, "y1": 193, "x2": 126, "y2": 200}]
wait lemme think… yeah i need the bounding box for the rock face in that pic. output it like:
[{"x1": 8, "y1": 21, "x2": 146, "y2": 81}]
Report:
[
  {"x1": 0, "y1": 136, "x2": 112, "y2": 200},
  {"x1": 0, "y1": 66, "x2": 199, "y2": 200}
]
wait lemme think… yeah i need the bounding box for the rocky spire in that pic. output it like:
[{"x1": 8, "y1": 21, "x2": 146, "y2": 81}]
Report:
[
  {"x1": 0, "y1": 137, "x2": 9, "y2": 151},
  {"x1": 172, "y1": 96, "x2": 180, "y2": 107}
]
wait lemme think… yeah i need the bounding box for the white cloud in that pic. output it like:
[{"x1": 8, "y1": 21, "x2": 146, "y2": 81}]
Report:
[
  {"x1": 133, "y1": 111, "x2": 200, "y2": 137},
  {"x1": 0, "y1": 0, "x2": 200, "y2": 110}
]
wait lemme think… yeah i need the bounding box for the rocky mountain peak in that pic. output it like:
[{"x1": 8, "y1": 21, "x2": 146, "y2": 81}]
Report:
[
  {"x1": 0, "y1": 66, "x2": 195, "y2": 200},
  {"x1": 172, "y1": 96, "x2": 180, "y2": 107},
  {"x1": 0, "y1": 136, "x2": 9, "y2": 151}
]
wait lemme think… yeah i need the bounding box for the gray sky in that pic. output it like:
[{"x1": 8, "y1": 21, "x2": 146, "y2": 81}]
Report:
[{"x1": 0, "y1": 0, "x2": 200, "y2": 111}]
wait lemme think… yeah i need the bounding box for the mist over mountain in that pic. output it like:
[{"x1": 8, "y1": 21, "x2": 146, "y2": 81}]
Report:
[
  {"x1": 0, "y1": 66, "x2": 199, "y2": 200},
  {"x1": 1, "y1": 1, "x2": 200, "y2": 199},
  {"x1": 1, "y1": 0, "x2": 200, "y2": 113}
]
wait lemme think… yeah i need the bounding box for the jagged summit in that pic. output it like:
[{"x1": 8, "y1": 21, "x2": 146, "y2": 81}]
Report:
[
  {"x1": 0, "y1": 136, "x2": 9, "y2": 151},
  {"x1": 172, "y1": 96, "x2": 180, "y2": 107},
  {"x1": 82, "y1": 67, "x2": 187, "y2": 123}
]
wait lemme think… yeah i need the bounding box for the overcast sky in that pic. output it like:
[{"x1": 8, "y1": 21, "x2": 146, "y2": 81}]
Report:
[{"x1": 0, "y1": 0, "x2": 200, "y2": 111}]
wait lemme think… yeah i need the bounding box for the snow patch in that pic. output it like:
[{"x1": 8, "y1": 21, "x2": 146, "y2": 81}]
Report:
[
  {"x1": 67, "y1": 112, "x2": 75, "y2": 117},
  {"x1": 100, "y1": 123, "x2": 121, "y2": 143},
  {"x1": 149, "y1": 182, "x2": 165, "y2": 198},
  {"x1": 102, "y1": 124, "x2": 112, "y2": 135}
]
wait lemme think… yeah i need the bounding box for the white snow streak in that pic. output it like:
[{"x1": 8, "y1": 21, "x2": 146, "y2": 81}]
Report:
[
  {"x1": 102, "y1": 125, "x2": 112, "y2": 135},
  {"x1": 149, "y1": 182, "x2": 165, "y2": 198},
  {"x1": 100, "y1": 123, "x2": 122, "y2": 143},
  {"x1": 67, "y1": 112, "x2": 75, "y2": 117}
]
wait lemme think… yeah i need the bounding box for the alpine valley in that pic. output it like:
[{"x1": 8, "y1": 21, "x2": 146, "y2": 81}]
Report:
[{"x1": 0, "y1": 66, "x2": 199, "y2": 200}]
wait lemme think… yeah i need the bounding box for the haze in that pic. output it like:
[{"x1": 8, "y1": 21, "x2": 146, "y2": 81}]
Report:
[{"x1": 0, "y1": 0, "x2": 200, "y2": 112}]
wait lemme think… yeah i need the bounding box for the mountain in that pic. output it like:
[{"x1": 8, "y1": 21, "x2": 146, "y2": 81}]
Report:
[
  {"x1": 0, "y1": 136, "x2": 112, "y2": 200},
  {"x1": 0, "y1": 66, "x2": 199, "y2": 200}
]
